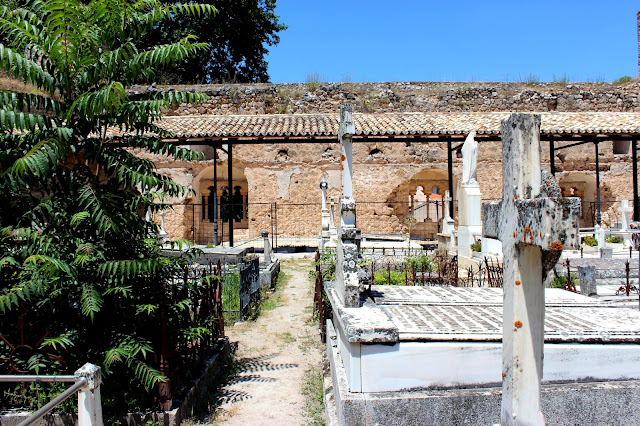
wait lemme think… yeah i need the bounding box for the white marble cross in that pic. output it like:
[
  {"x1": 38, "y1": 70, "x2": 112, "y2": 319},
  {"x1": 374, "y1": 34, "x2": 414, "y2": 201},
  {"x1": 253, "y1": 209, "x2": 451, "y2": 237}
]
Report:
[
  {"x1": 618, "y1": 200, "x2": 633, "y2": 230},
  {"x1": 443, "y1": 190, "x2": 452, "y2": 219},
  {"x1": 335, "y1": 104, "x2": 361, "y2": 307},
  {"x1": 482, "y1": 114, "x2": 580, "y2": 425}
]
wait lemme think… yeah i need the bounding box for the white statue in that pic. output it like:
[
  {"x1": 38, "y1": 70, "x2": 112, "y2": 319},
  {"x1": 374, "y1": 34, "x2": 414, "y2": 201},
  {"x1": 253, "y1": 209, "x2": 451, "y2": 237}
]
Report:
[{"x1": 461, "y1": 131, "x2": 478, "y2": 185}]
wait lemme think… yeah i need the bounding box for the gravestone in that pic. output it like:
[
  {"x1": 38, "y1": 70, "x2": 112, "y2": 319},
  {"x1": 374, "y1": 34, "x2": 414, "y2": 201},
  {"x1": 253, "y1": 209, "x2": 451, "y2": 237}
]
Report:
[
  {"x1": 482, "y1": 113, "x2": 580, "y2": 425},
  {"x1": 458, "y1": 131, "x2": 483, "y2": 258},
  {"x1": 578, "y1": 265, "x2": 597, "y2": 297},
  {"x1": 619, "y1": 200, "x2": 633, "y2": 230},
  {"x1": 320, "y1": 175, "x2": 331, "y2": 249},
  {"x1": 335, "y1": 104, "x2": 362, "y2": 307},
  {"x1": 442, "y1": 190, "x2": 455, "y2": 235}
]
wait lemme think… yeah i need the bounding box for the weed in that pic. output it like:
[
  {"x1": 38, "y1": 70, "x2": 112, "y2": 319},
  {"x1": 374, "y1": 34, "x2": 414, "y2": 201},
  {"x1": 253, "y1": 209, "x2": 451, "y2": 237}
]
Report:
[
  {"x1": 520, "y1": 73, "x2": 540, "y2": 84},
  {"x1": 550, "y1": 273, "x2": 579, "y2": 289},
  {"x1": 305, "y1": 72, "x2": 323, "y2": 92},
  {"x1": 301, "y1": 366, "x2": 325, "y2": 425},
  {"x1": 470, "y1": 239, "x2": 482, "y2": 252},
  {"x1": 552, "y1": 73, "x2": 569, "y2": 85},
  {"x1": 374, "y1": 270, "x2": 406, "y2": 285},
  {"x1": 613, "y1": 76, "x2": 633, "y2": 85}
]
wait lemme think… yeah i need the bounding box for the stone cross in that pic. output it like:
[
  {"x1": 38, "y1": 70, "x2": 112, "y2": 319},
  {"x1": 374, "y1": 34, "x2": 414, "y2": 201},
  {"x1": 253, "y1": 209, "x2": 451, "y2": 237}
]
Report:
[
  {"x1": 335, "y1": 104, "x2": 361, "y2": 307},
  {"x1": 443, "y1": 190, "x2": 452, "y2": 219},
  {"x1": 618, "y1": 200, "x2": 633, "y2": 230},
  {"x1": 482, "y1": 114, "x2": 580, "y2": 425}
]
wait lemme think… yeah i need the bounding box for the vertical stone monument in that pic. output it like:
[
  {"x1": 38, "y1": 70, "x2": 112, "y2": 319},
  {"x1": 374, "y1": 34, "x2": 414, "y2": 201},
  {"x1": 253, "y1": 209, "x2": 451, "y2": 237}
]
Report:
[
  {"x1": 437, "y1": 190, "x2": 456, "y2": 250},
  {"x1": 335, "y1": 104, "x2": 362, "y2": 307},
  {"x1": 319, "y1": 175, "x2": 331, "y2": 249},
  {"x1": 482, "y1": 113, "x2": 580, "y2": 425},
  {"x1": 458, "y1": 131, "x2": 482, "y2": 258}
]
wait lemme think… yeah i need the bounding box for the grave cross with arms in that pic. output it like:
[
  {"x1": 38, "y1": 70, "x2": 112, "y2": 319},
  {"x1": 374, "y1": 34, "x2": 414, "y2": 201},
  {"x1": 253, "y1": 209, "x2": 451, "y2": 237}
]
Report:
[
  {"x1": 335, "y1": 104, "x2": 362, "y2": 307},
  {"x1": 482, "y1": 114, "x2": 580, "y2": 425}
]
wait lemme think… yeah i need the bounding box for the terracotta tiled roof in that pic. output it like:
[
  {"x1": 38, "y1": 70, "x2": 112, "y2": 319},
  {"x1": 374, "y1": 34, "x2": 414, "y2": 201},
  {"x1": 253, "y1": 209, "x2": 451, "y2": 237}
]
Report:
[{"x1": 138, "y1": 112, "x2": 640, "y2": 139}]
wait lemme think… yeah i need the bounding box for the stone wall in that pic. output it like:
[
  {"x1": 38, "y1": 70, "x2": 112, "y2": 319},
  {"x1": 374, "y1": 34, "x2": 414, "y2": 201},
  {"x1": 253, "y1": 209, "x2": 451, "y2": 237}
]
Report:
[{"x1": 130, "y1": 80, "x2": 640, "y2": 116}]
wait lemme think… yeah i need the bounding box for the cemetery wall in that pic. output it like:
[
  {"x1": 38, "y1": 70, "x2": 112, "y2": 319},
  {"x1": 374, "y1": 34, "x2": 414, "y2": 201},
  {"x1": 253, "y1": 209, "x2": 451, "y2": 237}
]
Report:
[
  {"x1": 133, "y1": 80, "x2": 640, "y2": 116},
  {"x1": 135, "y1": 81, "x2": 640, "y2": 242}
]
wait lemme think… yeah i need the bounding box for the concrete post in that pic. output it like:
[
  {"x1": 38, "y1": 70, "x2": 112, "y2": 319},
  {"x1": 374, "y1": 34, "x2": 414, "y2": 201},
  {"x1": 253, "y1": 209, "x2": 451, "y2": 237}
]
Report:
[
  {"x1": 74, "y1": 363, "x2": 103, "y2": 426},
  {"x1": 482, "y1": 114, "x2": 580, "y2": 425},
  {"x1": 262, "y1": 230, "x2": 272, "y2": 263}
]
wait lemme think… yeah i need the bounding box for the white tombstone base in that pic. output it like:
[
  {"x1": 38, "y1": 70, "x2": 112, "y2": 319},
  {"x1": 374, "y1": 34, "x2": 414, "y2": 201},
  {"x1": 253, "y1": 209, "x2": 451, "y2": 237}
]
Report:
[
  {"x1": 458, "y1": 225, "x2": 482, "y2": 258},
  {"x1": 458, "y1": 183, "x2": 482, "y2": 226}
]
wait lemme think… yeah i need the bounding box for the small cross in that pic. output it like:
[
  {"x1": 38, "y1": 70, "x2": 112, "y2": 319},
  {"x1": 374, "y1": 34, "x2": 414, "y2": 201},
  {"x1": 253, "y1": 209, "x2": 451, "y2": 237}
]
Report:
[
  {"x1": 482, "y1": 114, "x2": 580, "y2": 425},
  {"x1": 618, "y1": 200, "x2": 633, "y2": 230}
]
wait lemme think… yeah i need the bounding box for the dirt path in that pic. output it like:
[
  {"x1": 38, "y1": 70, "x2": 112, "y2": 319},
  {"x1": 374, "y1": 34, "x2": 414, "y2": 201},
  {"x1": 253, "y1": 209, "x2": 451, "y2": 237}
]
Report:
[{"x1": 186, "y1": 255, "x2": 325, "y2": 425}]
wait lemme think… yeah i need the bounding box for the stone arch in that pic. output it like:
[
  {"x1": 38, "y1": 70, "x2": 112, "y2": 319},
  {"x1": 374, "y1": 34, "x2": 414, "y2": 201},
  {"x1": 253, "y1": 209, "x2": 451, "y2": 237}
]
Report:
[
  {"x1": 190, "y1": 164, "x2": 249, "y2": 244},
  {"x1": 386, "y1": 168, "x2": 456, "y2": 240}
]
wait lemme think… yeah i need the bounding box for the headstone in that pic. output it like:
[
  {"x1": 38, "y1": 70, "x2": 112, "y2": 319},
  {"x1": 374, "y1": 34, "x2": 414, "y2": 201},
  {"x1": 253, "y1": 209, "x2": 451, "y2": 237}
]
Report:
[
  {"x1": 578, "y1": 265, "x2": 597, "y2": 297},
  {"x1": 262, "y1": 230, "x2": 272, "y2": 263},
  {"x1": 482, "y1": 113, "x2": 580, "y2": 425},
  {"x1": 442, "y1": 190, "x2": 455, "y2": 235},
  {"x1": 319, "y1": 175, "x2": 330, "y2": 249},
  {"x1": 458, "y1": 132, "x2": 482, "y2": 258},
  {"x1": 618, "y1": 200, "x2": 633, "y2": 230},
  {"x1": 335, "y1": 104, "x2": 362, "y2": 307},
  {"x1": 600, "y1": 247, "x2": 613, "y2": 258}
]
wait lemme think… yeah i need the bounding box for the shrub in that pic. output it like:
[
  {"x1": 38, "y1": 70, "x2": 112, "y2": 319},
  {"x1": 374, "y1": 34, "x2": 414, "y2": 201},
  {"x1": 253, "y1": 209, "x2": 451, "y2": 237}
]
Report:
[
  {"x1": 374, "y1": 270, "x2": 406, "y2": 286},
  {"x1": 613, "y1": 76, "x2": 633, "y2": 84},
  {"x1": 583, "y1": 235, "x2": 598, "y2": 246},
  {"x1": 470, "y1": 240, "x2": 482, "y2": 252}
]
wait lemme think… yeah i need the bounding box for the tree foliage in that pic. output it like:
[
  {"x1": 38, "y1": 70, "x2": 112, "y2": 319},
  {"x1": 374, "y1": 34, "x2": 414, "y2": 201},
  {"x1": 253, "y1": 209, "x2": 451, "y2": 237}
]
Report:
[
  {"x1": 0, "y1": 0, "x2": 217, "y2": 414},
  {"x1": 148, "y1": 0, "x2": 286, "y2": 83}
]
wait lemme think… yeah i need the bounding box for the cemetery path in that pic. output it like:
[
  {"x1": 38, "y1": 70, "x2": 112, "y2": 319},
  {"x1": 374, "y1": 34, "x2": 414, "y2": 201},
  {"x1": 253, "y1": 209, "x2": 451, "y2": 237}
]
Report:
[{"x1": 186, "y1": 255, "x2": 324, "y2": 425}]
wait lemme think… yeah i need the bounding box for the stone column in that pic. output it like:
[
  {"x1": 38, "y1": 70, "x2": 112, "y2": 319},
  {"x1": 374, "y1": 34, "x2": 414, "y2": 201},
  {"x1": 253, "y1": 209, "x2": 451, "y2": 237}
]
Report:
[
  {"x1": 482, "y1": 113, "x2": 580, "y2": 426},
  {"x1": 458, "y1": 132, "x2": 482, "y2": 258}
]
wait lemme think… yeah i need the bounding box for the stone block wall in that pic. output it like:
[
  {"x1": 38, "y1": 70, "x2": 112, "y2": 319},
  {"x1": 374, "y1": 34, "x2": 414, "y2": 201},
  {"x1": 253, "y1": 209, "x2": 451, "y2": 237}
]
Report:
[{"x1": 130, "y1": 81, "x2": 640, "y2": 116}]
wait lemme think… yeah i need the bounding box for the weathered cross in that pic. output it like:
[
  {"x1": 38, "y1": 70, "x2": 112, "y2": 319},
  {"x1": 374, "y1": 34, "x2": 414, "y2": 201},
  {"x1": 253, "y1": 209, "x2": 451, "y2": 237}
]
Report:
[
  {"x1": 335, "y1": 104, "x2": 361, "y2": 307},
  {"x1": 482, "y1": 114, "x2": 580, "y2": 425}
]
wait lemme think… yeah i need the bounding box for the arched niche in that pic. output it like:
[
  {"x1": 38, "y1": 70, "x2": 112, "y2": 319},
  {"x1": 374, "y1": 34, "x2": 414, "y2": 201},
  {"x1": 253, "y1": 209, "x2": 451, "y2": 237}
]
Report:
[
  {"x1": 386, "y1": 168, "x2": 456, "y2": 240},
  {"x1": 190, "y1": 164, "x2": 249, "y2": 244},
  {"x1": 558, "y1": 172, "x2": 615, "y2": 227}
]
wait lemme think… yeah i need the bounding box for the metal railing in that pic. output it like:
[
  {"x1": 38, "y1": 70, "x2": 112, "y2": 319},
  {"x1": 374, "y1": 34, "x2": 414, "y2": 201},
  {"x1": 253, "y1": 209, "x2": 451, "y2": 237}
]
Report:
[{"x1": 0, "y1": 363, "x2": 102, "y2": 425}]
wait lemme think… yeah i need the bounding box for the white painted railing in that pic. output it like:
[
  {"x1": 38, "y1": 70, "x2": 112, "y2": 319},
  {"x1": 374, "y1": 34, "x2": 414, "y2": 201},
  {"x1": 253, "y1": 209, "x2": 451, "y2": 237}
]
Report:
[{"x1": 0, "y1": 363, "x2": 103, "y2": 426}]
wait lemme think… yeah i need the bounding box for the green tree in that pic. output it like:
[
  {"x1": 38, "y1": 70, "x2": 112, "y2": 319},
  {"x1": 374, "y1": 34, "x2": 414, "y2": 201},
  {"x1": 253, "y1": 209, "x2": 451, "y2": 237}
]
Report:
[
  {"x1": 0, "y1": 0, "x2": 217, "y2": 414},
  {"x1": 149, "y1": 0, "x2": 287, "y2": 83}
]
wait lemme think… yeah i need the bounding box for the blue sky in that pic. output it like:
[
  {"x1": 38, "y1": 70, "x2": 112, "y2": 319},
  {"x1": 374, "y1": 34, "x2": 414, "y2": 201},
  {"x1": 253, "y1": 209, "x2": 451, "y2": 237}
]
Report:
[{"x1": 265, "y1": 1, "x2": 640, "y2": 83}]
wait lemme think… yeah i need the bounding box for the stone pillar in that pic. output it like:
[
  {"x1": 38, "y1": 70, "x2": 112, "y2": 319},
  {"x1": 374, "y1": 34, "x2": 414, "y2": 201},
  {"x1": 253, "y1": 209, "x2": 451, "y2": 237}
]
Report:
[
  {"x1": 578, "y1": 265, "x2": 597, "y2": 297},
  {"x1": 320, "y1": 176, "x2": 330, "y2": 249},
  {"x1": 329, "y1": 196, "x2": 337, "y2": 241},
  {"x1": 637, "y1": 11, "x2": 640, "y2": 78},
  {"x1": 482, "y1": 113, "x2": 580, "y2": 426},
  {"x1": 335, "y1": 104, "x2": 362, "y2": 307},
  {"x1": 262, "y1": 230, "x2": 272, "y2": 264}
]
